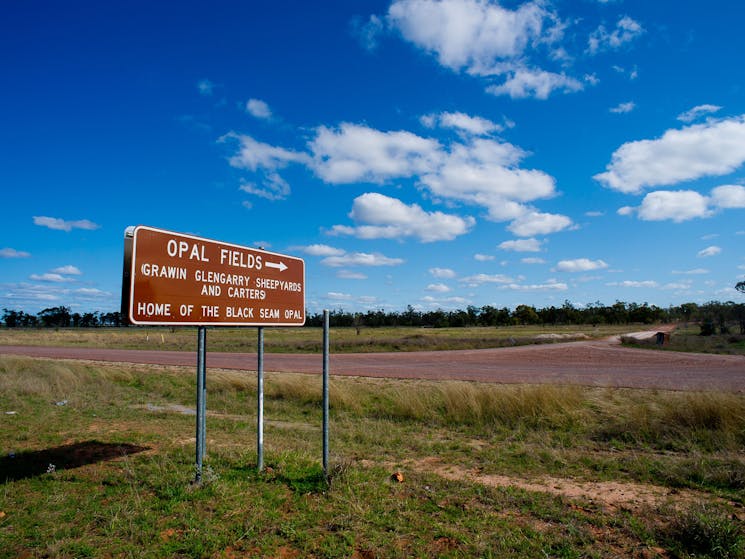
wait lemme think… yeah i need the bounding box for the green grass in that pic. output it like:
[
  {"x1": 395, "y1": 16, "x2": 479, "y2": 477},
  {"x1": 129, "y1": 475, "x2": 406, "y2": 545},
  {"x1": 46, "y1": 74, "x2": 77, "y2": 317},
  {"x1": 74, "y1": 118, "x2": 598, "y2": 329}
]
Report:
[
  {"x1": 0, "y1": 324, "x2": 634, "y2": 353},
  {"x1": 622, "y1": 324, "x2": 745, "y2": 356},
  {"x1": 1, "y1": 355, "x2": 744, "y2": 558}
]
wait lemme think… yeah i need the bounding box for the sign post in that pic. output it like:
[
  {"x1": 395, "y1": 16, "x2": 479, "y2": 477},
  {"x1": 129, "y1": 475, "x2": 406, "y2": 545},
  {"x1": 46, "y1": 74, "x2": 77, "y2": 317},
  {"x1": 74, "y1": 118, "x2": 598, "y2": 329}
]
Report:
[{"x1": 122, "y1": 225, "x2": 306, "y2": 481}]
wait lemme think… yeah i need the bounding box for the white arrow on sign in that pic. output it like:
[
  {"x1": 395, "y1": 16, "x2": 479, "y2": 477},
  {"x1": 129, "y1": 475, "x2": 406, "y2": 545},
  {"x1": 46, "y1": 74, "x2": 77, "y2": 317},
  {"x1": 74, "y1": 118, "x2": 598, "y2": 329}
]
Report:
[{"x1": 265, "y1": 260, "x2": 288, "y2": 272}]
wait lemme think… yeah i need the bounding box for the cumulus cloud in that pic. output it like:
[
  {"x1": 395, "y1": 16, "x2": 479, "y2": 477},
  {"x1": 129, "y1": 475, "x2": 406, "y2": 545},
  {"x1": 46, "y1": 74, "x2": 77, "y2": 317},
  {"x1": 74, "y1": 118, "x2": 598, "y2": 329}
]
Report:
[
  {"x1": 300, "y1": 244, "x2": 346, "y2": 257},
  {"x1": 224, "y1": 121, "x2": 568, "y2": 238},
  {"x1": 222, "y1": 133, "x2": 309, "y2": 172},
  {"x1": 501, "y1": 280, "x2": 567, "y2": 291},
  {"x1": 610, "y1": 101, "x2": 635, "y2": 114},
  {"x1": 507, "y1": 211, "x2": 572, "y2": 237},
  {"x1": 474, "y1": 253, "x2": 495, "y2": 262},
  {"x1": 672, "y1": 268, "x2": 709, "y2": 275},
  {"x1": 29, "y1": 273, "x2": 73, "y2": 283},
  {"x1": 606, "y1": 280, "x2": 658, "y2": 288},
  {"x1": 51, "y1": 265, "x2": 81, "y2": 275},
  {"x1": 385, "y1": 0, "x2": 583, "y2": 100},
  {"x1": 498, "y1": 238, "x2": 542, "y2": 252},
  {"x1": 337, "y1": 270, "x2": 367, "y2": 280},
  {"x1": 245, "y1": 98, "x2": 272, "y2": 119},
  {"x1": 387, "y1": 0, "x2": 558, "y2": 75},
  {"x1": 486, "y1": 68, "x2": 583, "y2": 100},
  {"x1": 0, "y1": 248, "x2": 30, "y2": 258},
  {"x1": 677, "y1": 104, "x2": 722, "y2": 123},
  {"x1": 430, "y1": 267, "x2": 456, "y2": 279},
  {"x1": 710, "y1": 184, "x2": 745, "y2": 208},
  {"x1": 588, "y1": 16, "x2": 644, "y2": 55},
  {"x1": 33, "y1": 216, "x2": 100, "y2": 232},
  {"x1": 310, "y1": 123, "x2": 440, "y2": 184},
  {"x1": 460, "y1": 273, "x2": 514, "y2": 286},
  {"x1": 421, "y1": 138, "x2": 557, "y2": 221},
  {"x1": 239, "y1": 173, "x2": 291, "y2": 201},
  {"x1": 637, "y1": 190, "x2": 712, "y2": 222},
  {"x1": 521, "y1": 257, "x2": 546, "y2": 264},
  {"x1": 421, "y1": 111, "x2": 503, "y2": 136},
  {"x1": 330, "y1": 193, "x2": 475, "y2": 242},
  {"x1": 595, "y1": 115, "x2": 745, "y2": 193},
  {"x1": 620, "y1": 185, "x2": 745, "y2": 223},
  {"x1": 697, "y1": 246, "x2": 721, "y2": 258},
  {"x1": 555, "y1": 258, "x2": 609, "y2": 272},
  {"x1": 426, "y1": 283, "x2": 451, "y2": 293},
  {"x1": 321, "y1": 252, "x2": 405, "y2": 267}
]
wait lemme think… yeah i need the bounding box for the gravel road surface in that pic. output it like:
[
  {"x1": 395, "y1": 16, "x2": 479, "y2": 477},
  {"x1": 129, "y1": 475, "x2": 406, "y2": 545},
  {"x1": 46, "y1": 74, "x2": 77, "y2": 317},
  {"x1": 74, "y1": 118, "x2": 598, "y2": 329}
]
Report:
[{"x1": 2, "y1": 335, "x2": 744, "y2": 392}]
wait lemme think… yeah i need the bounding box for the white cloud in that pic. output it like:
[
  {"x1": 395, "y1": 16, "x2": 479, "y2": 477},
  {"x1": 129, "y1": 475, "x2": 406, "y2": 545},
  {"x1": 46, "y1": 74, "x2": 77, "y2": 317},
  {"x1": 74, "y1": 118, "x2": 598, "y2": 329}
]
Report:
[
  {"x1": 677, "y1": 104, "x2": 722, "y2": 123},
  {"x1": 595, "y1": 115, "x2": 745, "y2": 193},
  {"x1": 521, "y1": 257, "x2": 546, "y2": 264},
  {"x1": 474, "y1": 253, "x2": 494, "y2": 262},
  {"x1": 33, "y1": 216, "x2": 100, "y2": 232},
  {"x1": 606, "y1": 280, "x2": 658, "y2": 288},
  {"x1": 0, "y1": 248, "x2": 30, "y2": 258},
  {"x1": 555, "y1": 258, "x2": 609, "y2": 272},
  {"x1": 507, "y1": 211, "x2": 572, "y2": 237},
  {"x1": 29, "y1": 273, "x2": 72, "y2": 283},
  {"x1": 421, "y1": 111, "x2": 502, "y2": 136},
  {"x1": 697, "y1": 246, "x2": 721, "y2": 258},
  {"x1": 224, "y1": 122, "x2": 562, "y2": 233},
  {"x1": 327, "y1": 291, "x2": 353, "y2": 301},
  {"x1": 610, "y1": 101, "x2": 635, "y2": 114},
  {"x1": 222, "y1": 133, "x2": 309, "y2": 172},
  {"x1": 460, "y1": 273, "x2": 514, "y2": 286},
  {"x1": 710, "y1": 184, "x2": 745, "y2": 209},
  {"x1": 331, "y1": 192, "x2": 475, "y2": 242},
  {"x1": 672, "y1": 268, "x2": 709, "y2": 275},
  {"x1": 337, "y1": 270, "x2": 367, "y2": 280},
  {"x1": 588, "y1": 16, "x2": 644, "y2": 55},
  {"x1": 239, "y1": 173, "x2": 291, "y2": 201},
  {"x1": 430, "y1": 267, "x2": 456, "y2": 279},
  {"x1": 246, "y1": 98, "x2": 272, "y2": 119},
  {"x1": 421, "y1": 138, "x2": 557, "y2": 221},
  {"x1": 321, "y1": 252, "x2": 405, "y2": 267},
  {"x1": 426, "y1": 283, "x2": 451, "y2": 293},
  {"x1": 387, "y1": 0, "x2": 558, "y2": 75},
  {"x1": 301, "y1": 244, "x2": 346, "y2": 257},
  {"x1": 637, "y1": 190, "x2": 712, "y2": 222},
  {"x1": 74, "y1": 288, "x2": 110, "y2": 298},
  {"x1": 486, "y1": 68, "x2": 583, "y2": 100},
  {"x1": 501, "y1": 281, "x2": 567, "y2": 291},
  {"x1": 310, "y1": 123, "x2": 440, "y2": 184},
  {"x1": 663, "y1": 282, "x2": 693, "y2": 290},
  {"x1": 51, "y1": 265, "x2": 81, "y2": 275},
  {"x1": 498, "y1": 238, "x2": 542, "y2": 252}
]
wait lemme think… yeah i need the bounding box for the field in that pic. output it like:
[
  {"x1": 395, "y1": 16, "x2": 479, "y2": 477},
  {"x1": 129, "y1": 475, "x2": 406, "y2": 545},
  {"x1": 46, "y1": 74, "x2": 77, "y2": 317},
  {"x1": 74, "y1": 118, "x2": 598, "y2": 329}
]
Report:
[
  {"x1": 0, "y1": 324, "x2": 636, "y2": 353},
  {"x1": 1, "y1": 353, "x2": 744, "y2": 558}
]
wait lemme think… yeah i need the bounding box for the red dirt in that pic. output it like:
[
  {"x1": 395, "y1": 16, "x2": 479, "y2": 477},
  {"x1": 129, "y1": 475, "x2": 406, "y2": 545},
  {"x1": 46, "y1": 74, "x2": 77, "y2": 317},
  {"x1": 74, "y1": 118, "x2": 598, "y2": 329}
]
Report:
[{"x1": 1, "y1": 334, "x2": 744, "y2": 391}]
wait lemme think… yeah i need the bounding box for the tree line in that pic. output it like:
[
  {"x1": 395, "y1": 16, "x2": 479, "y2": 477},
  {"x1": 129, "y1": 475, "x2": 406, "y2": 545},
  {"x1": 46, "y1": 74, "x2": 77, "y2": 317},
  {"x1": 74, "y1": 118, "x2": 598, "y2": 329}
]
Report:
[
  {"x1": 305, "y1": 300, "x2": 745, "y2": 334},
  {"x1": 2, "y1": 300, "x2": 744, "y2": 334}
]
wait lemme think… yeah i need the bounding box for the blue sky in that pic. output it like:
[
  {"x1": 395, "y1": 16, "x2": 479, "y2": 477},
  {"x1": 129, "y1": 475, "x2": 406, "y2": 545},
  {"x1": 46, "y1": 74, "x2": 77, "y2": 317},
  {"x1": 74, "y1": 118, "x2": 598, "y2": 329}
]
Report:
[{"x1": 2, "y1": 0, "x2": 745, "y2": 316}]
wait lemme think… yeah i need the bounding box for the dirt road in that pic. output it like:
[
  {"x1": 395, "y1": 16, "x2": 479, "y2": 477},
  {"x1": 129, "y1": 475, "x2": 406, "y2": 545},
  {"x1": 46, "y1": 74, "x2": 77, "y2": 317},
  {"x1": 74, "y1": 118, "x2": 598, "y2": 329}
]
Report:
[{"x1": 1, "y1": 335, "x2": 744, "y2": 391}]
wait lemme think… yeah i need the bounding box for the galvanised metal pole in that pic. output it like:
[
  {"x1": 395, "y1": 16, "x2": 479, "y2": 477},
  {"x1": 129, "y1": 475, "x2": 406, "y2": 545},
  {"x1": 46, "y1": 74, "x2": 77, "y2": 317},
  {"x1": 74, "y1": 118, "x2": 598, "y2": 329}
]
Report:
[
  {"x1": 257, "y1": 326, "x2": 264, "y2": 472},
  {"x1": 200, "y1": 326, "x2": 207, "y2": 460},
  {"x1": 195, "y1": 325, "x2": 207, "y2": 483},
  {"x1": 322, "y1": 310, "x2": 330, "y2": 478}
]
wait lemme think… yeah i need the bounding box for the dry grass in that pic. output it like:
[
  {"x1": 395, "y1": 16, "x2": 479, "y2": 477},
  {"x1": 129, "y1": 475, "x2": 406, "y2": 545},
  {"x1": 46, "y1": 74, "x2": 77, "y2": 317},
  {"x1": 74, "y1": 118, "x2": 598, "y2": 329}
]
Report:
[{"x1": 1, "y1": 355, "x2": 744, "y2": 558}]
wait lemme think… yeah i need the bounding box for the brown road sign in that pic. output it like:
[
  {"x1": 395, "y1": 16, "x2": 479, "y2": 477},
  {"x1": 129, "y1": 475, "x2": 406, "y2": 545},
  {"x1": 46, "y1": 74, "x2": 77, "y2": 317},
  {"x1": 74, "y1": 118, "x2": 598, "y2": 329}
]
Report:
[{"x1": 122, "y1": 225, "x2": 305, "y2": 326}]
